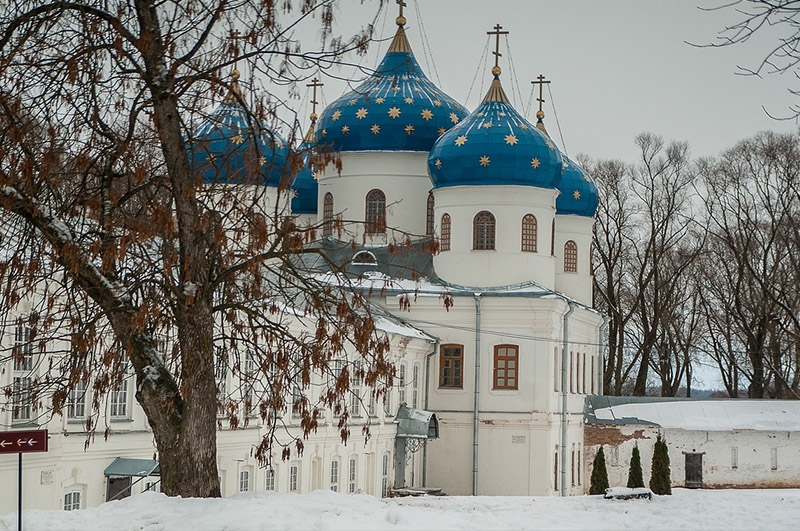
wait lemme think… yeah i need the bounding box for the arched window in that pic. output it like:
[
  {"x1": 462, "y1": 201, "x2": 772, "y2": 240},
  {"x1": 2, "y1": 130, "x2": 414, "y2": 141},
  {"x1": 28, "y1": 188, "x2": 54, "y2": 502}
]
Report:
[
  {"x1": 426, "y1": 193, "x2": 435, "y2": 236},
  {"x1": 521, "y1": 214, "x2": 537, "y2": 252},
  {"x1": 564, "y1": 240, "x2": 578, "y2": 272},
  {"x1": 440, "y1": 213, "x2": 451, "y2": 251},
  {"x1": 473, "y1": 211, "x2": 496, "y2": 250},
  {"x1": 323, "y1": 192, "x2": 334, "y2": 237},
  {"x1": 365, "y1": 189, "x2": 386, "y2": 235}
]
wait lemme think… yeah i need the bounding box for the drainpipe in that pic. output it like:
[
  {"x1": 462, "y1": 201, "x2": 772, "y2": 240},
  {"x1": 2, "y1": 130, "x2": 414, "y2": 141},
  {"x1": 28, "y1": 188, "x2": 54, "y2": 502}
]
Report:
[
  {"x1": 598, "y1": 316, "x2": 609, "y2": 395},
  {"x1": 472, "y1": 293, "x2": 482, "y2": 496},
  {"x1": 561, "y1": 300, "x2": 576, "y2": 496},
  {"x1": 422, "y1": 337, "x2": 439, "y2": 487}
]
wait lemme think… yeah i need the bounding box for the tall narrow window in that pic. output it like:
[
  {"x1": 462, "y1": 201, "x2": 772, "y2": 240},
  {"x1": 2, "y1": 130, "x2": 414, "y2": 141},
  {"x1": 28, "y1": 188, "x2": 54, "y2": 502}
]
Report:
[
  {"x1": 426, "y1": 193, "x2": 435, "y2": 236},
  {"x1": 290, "y1": 464, "x2": 299, "y2": 492},
  {"x1": 110, "y1": 379, "x2": 128, "y2": 418},
  {"x1": 521, "y1": 214, "x2": 537, "y2": 252},
  {"x1": 365, "y1": 189, "x2": 386, "y2": 235},
  {"x1": 582, "y1": 352, "x2": 587, "y2": 393},
  {"x1": 330, "y1": 459, "x2": 340, "y2": 492},
  {"x1": 323, "y1": 192, "x2": 334, "y2": 237},
  {"x1": 493, "y1": 345, "x2": 519, "y2": 390},
  {"x1": 381, "y1": 453, "x2": 391, "y2": 497},
  {"x1": 554, "y1": 348, "x2": 560, "y2": 392},
  {"x1": 12, "y1": 377, "x2": 31, "y2": 421},
  {"x1": 384, "y1": 387, "x2": 393, "y2": 417},
  {"x1": 440, "y1": 213, "x2": 451, "y2": 251},
  {"x1": 571, "y1": 445, "x2": 576, "y2": 486},
  {"x1": 265, "y1": 468, "x2": 276, "y2": 491},
  {"x1": 771, "y1": 448, "x2": 778, "y2": 470},
  {"x1": 473, "y1": 211, "x2": 496, "y2": 250},
  {"x1": 348, "y1": 457, "x2": 357, "y2": 493},
  {"x1": 412, "y1": 364, "x2": 419, "y2": 409},
  {"x1": 67, "y1": 381, "x2": 87, "y2": 419},
  {"x1": 731, "y1": 447, "x2": 738, "y2": 470},
  {"x1": 591, "y1": 356, "x2": 595, "y2": 394},
  {"x1": 554, "y1": 451, "x2": 558, "y2": 491},
  {"x1": 440, "y1": 344, "x2": 464, "y2": 388},
  {"x1": 398, "y1": 364, "x2": 406, "y2": 405},
  {"x1": 551, "y1": 220, "x2": 555, "y2": 255},
  {"x1": 64, "y1": 491, "x2": 81, "y2": 511},
  {"x1": 13, "y1": 325, "x2": 35, "y2": 371},
  {"x1": 577, "y1": 445, "x2": 581, "y2": 485},
  {"x1": 564, "y1": 240, "x2": 578, "y2": 272},
  {"x1": 569, "y1": 352, "x2": 574, "y2": 393},
  {"x1": 239, "y1": 470, "x2": 250, "y2": 492},
  {"x1": 350, "y1": 361, "x2": 362, "y2": 417}
]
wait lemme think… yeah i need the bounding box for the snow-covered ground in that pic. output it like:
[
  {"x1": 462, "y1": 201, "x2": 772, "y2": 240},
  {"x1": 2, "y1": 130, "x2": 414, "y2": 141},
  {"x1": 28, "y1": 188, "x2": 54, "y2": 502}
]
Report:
[{"x1": 3, "y1": 488, "x2": 799, "y2": 531}]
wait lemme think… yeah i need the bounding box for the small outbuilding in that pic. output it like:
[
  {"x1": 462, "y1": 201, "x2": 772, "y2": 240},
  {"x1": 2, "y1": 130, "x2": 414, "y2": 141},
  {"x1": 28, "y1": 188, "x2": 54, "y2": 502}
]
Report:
[{"x1": 584, "y1": 396, "x2": 800, "y2": 491}]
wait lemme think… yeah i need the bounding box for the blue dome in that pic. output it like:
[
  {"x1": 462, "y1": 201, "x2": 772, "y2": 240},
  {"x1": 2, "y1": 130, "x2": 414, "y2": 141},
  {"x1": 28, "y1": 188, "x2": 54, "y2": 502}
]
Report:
[
  {"x1": 316, "y1": 24, "x2": 468, "y2": 152},
  {"x1": 556, "y1": 157, "x2": 598, "y2": 217},
  {"x1": 291, "y1": 130, "x2": 318, "y2": 214},
  {"x1": 189, "y1": 79, "x2": 291, "y2": 187},
  {"x1": 428, "y1": 77, "x2": 563, "y2": 189}
]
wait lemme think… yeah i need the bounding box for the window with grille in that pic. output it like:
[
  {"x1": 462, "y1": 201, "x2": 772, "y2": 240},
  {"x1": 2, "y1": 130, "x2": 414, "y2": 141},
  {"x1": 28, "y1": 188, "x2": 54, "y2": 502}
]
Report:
[
  {"x1": 426, "y1": 194, "x2": 435, "y2": 236},
  {"x1": 365, "y1": 189, "x2": 386, "y2": 235},
  {"x1": 439, "y1": 344, "x2": 463, "y2": 388},
  {"x1": 521, "y1": 214, "x2": 537, "y2": 252},
  {"x1": 265, "y1": 468, "x2": 276, "y2": 491},
  {"x1": 330, "y1": 459, "x2": 340, "y2": 492},
  {"x1": 64, "y1": 491, "x2": 81, "y2": 511},
  {"x1": 144, "y1": 480, "x2": 160, "y2": 492},
  {"x1": 110, "y1": 379, "x2": 128, "y2": 418},
  {"x1": 473, "y1": 211, "x2": 496, "y2": 250},
  {"x1": 323, "y1": 192, "x2": 334, "y2": 236},
  {"x1": 412, "y1": 364, "x2": 419, "y2": 408},
  {"x1": 13, "y1": 325, "x2": 35, "y2": 371},
  {"x1": 440, "y1": 213, "x2": 451, "y2": 251},
  {"x1": 398, "y1": 364, "x2": 406, "y2": 405},
  {"x1": 12, "y1": 377, "x2": 31, "y2": 421},
  {"x1": 290, "y1": 464, "x2": 299, "y2": 492},
  {"x1": 564, "y1": 240, "x2": 578, "y2": 272},
  {"x1": 493, "y1": 345, "x2": 518, "y2": 390},
  {"x1": 348, "y1": 457, "x2": 357, "y2": 493},
  {"x1": 67, "y1": 381, "x2": 87, "y2": 419},
  {"x1": 381, "y1": 453, "x2": 391, "y2": 498},
  {"x1": 239, "y1": 470, "x2": 250, "y2": 492}
]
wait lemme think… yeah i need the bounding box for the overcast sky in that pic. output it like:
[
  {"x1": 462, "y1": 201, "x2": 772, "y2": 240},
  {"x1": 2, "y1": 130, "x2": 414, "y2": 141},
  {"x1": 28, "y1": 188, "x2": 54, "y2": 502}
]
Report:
[{"x1": 290, "y1": 0, "x2": 800, "y2": 165}]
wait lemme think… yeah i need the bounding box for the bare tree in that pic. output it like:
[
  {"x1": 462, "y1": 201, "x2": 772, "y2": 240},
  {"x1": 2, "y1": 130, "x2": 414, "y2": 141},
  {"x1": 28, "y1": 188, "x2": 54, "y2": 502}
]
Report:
[{"x1": 0, "y1": 0, "x2": 393, "y2": 498}]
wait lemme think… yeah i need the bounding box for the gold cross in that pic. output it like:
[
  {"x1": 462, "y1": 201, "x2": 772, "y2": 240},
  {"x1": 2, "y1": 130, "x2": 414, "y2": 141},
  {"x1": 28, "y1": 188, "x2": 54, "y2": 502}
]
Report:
[
  {"x1": 229, "y1": 29, "x2": 249, "y2": 65},
  {"x1": 306, "y1": 78, "x2": 323, "y2": 116},
  {"x1": 397, "y1": 0, "x2": 406, "y2": 18},
  {"x1": 531, "y1": 74, "x2": 551, "y2": 114},
  {"x1": 487, "y1": 24, "x2": 509, "y2": 69}
]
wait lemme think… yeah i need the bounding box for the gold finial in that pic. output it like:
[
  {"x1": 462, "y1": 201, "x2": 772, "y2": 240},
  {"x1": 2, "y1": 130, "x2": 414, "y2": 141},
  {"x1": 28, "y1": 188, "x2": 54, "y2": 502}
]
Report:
[
  {"x1": 536, "y1": 110, "x2": 545, "y2": 120},
  {"x1": 487, "y1": 24, "x2": 509, "y2": 75},
  {"x1": 224, "y1": 68, "x2": 243, "y2": 103},
  {"x1": 396, "y1": 0, "x2": 407, "y2": 26}
]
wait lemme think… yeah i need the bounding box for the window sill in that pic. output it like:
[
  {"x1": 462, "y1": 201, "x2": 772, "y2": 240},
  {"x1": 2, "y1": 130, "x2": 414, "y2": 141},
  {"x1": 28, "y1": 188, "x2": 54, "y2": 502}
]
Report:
[
  {"x1": 437, "y1": 386, "x2": 465, "y2": 391},
  {"x1": 11, "y1": 421, "x2": 38, "y2": 428},
  {"x1": 109, "y1": 417, "x2": 134, "y2": 423},
  {"x1": 66, "y1": 419, "x2": 87, "y2": 425}
]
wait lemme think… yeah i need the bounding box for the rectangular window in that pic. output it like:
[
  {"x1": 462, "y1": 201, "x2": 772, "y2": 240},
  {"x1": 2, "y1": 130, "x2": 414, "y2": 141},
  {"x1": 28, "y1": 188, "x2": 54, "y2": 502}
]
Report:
[
  {"x1": 577, "y1": 444, "x2": 581, "y2": 485},
  {"x1": 439, "y1": 344, "x2": 463, "y2": 388},
  {"x1": 412, "y1": 365, "x2": 419, "y2": 408},
  {"x1": 582, "y1": 353, "x2": 586, "y2": 393},
  {"x1": 110, "y1": 379, "x2": 128, "y2": 418},
  {"x1": 144, "y1": 481, "x2": 160, "y2": 492},
  {"x1": 14, "y1": 325, "x2": 35, "y2": 371},
  {"x1": 571, "y1": 445, "x2": 575, "y2": 486},
  {"x1": 330, "y1": 459, "x2": 340, "y2": 492},
  {"x1": 493, "y1": 345, "x2": 519, "y2": 390},
  {"x1": 591, "y1": 356, "x2": 595, "y2": 394},
  {"x1": 383, "y1": 388, "x2": 393, "y2": 418},
  {"x1": 554, "y1": 348, "x2": 560, "y2": 392},
  {"x1": 350, "y1": 361, "x2": 361, "y2": 417},
  {"x1": 290, "y1": 464, "x2": 299, "y2": 492},
  {"x1": 12, "y1": 377, "x2": 32, "y2": 422},
  {"x1": 67, "y1": 381, "x2": 87, "y2": 419},
  {"x1": 381, "y1": 453, "x2": 390, "y2": 498},
  {"x1": 731, "y1": 447, "x2": 738, "y2": 470},
  {"x1": 569, "y1": 352, "x2": 574, "y2": 393},
  {"x1": 368, "y1": 392, "x2": 376, "y2": 417},
  {"x1": 348, "y1": 458, "x2": 357, "y2": 493},
  {"x1": 554, "y1": 452, "x2": 558, "y2": 491},
  {"x1": 771, "y1": 448, "x2": 778, "y2": 470},
  {"x1": 63, "y1": 491, "x2": 81, "y2": 511},
  {"x1": 292, "y1": 385, "x2": 302, "y2": 419},
  {"x1": 265, "y1": 468, "x2": 276, "y2": 491},
  {"x1": 239, "y1": 470, "x2": 250, "y2": 492},
  {"x1": 398, "y1": 364, "x2": 406, "y2": 405}
]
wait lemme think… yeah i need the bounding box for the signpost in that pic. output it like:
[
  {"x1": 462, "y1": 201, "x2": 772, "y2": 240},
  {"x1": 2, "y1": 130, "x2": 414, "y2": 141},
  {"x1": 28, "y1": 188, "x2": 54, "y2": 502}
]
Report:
[{"x1": 0, "y1": 429, "x2": 48, "y2": 531}]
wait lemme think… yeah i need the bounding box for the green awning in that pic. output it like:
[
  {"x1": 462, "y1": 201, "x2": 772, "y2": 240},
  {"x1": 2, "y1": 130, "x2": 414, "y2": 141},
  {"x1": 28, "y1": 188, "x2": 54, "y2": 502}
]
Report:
[{"x1": 104, "y1": 457, "x2": 160, "y2": 477}]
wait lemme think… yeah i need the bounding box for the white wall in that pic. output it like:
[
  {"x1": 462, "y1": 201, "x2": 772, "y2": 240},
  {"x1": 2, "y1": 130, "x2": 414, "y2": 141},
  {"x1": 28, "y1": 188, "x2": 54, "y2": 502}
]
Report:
[{"x1": 553, "y1": 214, "x2": 594, "y2": 306}]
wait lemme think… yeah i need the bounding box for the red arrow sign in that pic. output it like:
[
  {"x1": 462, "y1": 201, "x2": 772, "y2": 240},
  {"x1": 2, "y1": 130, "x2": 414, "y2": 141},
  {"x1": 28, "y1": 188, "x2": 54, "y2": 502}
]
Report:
[{"x1": 0, "y1": 430, "x2": 47, "y2": 454}]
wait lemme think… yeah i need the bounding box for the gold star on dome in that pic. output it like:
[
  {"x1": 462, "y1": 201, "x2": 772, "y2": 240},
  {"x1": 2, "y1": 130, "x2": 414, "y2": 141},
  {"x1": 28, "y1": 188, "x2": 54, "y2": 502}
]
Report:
[
  {"x1": 520, "y1": 124, "x2": 529, "y2": 130},
  {"x1": 498, "y1": 112, "x2": 507, "y2": 117},
  {"x1": 455, "y1": 135, "x2": 468, "y2": 146},
  {"x1": 405, "y1": 124, "x2": 415, "y2": 134},
  {"x1": 435, "y1": 159, "x2": 442, "y2": 169},
  {"x1": 259, "y1": 157, "x2": 267, "y2": 167},
  {"x1": 438, "y1": 127, "x2": 447, "y2": 136},
  {"x1": 312, "y1": 171, "x2": 318, "y2": 180},
  {"x1": 349, "y1": 98, "x2": 357, "y2": 105},
  {"x1": 421, "y1": 109, "x2": 433, "y2": 121},
  {"x1": 231, "y1": 134, "x2": 244, "y2": 145},
  {"x1": 341, "y1": 125, "x2": 350, "y2": 134},
  {"x1": 371, "y1": 124, "x2": 381, "y2": 134},
  {"x1": 392, "y1": 86, "x2": 401, "y2": 93},
  {"x1": 545, "y1": 138, "x2": 554, "y2": 149},
  {"x1": 573, "y1": 190, "x2": 581, "y2": 199},
  {"x1": 433, "y1": 100, "x2": 442, "y2": 107},
  {"x1": 331, "y1": 110, "x2": 341, "y2": 121},
  {"x1": 479, "y1": 155, "x2": 491, "y2": 167},
  {"x1": 372, "y1": 87, "x2": 381, "y2": 92},
  {"x1": 414, "y1": 87, "x2": 421, "y2": 92},
  {"x1": 450, "y1": 112, "x2": 460, "y2": 124},
  {"x1": 583, "y1": 174, "x2": 591, "y2": 183},
  {"x1": 375, "y1": 97, "x2": 385, "y2": 104},
  {"x1": 356, "y1": 108, "x2": 368, "y2": 119},
  {"x1": 402, "y1": 75, "x2": 409, "y2": 80},
  {"x1": 404, "y1": 97, "x2": 414, "y2": 104},
  {"x1": 388, "y1": 107, "x2": 401, "y2": 119},
  {"x1": 476, "y1": 112, "x2": 484, "y2": 117},
  {"x1": 531, "y1": 157, "x2": 541, "y2": 168},
  {"x1": 275, "y1": 139, "x2": 284, "y2": 149},
  {"x1": 482, "y1": 121, "x2": 493, "y2": 129},
  {"x1": 321, "y1": 129, "x2": 327, "y2": 137},
  {"x1": 505, "y1": 134, "x2": 518, "y2": 146},
  {"x1": 207, "y1": 153, "x2": 216, "y2": 162}
]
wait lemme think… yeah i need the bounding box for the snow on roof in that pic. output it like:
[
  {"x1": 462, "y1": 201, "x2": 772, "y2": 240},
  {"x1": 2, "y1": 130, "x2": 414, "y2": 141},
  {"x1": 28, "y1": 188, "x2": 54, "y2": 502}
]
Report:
[{"x1": 590, "y1": 398, "x2": 800, "y2": 432}]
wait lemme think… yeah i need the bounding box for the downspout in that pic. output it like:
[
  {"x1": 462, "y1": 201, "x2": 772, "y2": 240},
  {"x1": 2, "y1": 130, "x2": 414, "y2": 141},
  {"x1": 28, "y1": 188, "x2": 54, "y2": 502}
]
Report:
[
  {"x1": 422, "y1": 337, "x2": 439, "y2": 487},
  {"x1": 561, "y1": 300, "x2": 576, "y2": 496},
  {"x1": 472, "y1": 293, "x2": 482, "y2": 496}
]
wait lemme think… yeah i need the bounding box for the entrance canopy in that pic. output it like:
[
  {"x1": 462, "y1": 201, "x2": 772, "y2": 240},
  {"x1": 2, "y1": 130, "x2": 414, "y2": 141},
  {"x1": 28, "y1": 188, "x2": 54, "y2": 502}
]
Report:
[{"x1": 104, "y1": 457, "x2": 160, "y2": 477}]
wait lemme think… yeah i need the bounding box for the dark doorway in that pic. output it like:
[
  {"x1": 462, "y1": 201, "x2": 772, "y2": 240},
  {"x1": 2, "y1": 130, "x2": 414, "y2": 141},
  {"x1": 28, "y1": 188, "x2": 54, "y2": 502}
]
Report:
[
  {"x1": 107, "y1": 476, "x2": 132, "y2": 501},
  {"x1": 684, "y1": 453, "x2": 703, "y2": 488}
]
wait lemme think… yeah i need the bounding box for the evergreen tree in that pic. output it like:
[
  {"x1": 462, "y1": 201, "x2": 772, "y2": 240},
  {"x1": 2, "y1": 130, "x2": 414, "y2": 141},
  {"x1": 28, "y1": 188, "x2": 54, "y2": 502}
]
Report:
[
  {"x1": 627, "y1": 445, "x2": 644, "y2": 488},
  {"x1": 589, "y1": 446, "x2": 610, "y2": 495},
  {"x1": 649, "y1": 435, "x2": 672, "y2": 495}
]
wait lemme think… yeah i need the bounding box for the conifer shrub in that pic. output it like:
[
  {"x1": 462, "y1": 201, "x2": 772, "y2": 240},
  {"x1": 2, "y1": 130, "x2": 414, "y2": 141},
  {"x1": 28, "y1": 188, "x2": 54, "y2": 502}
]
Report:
[
  {"x1": 627, "y1": 445, "x2": 644, "y2": 488},
  {"x1": 589, "y1": 446, "x2": 609, "y2": 495},
  {"x1": 649, "y1": 435, "x2": 672, "y2": 495}
]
